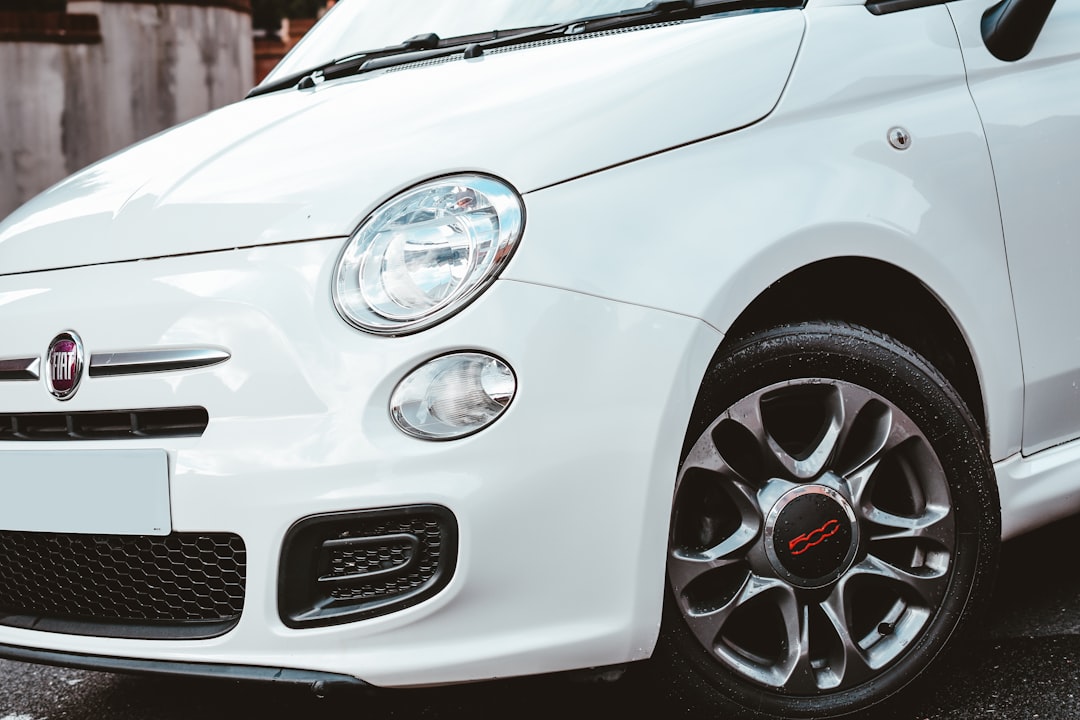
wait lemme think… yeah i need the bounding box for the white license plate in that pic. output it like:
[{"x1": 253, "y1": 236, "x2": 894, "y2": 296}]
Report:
[{"x1": 0, "y1": 449, "x2": 171, "y2": 535}]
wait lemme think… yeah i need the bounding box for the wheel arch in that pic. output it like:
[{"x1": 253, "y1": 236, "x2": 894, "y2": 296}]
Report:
[{"x1": 717, "y1": 257, "x2": 987, "y2": 442}]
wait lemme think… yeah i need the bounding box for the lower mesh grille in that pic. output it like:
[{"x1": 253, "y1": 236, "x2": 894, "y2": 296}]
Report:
[
  {"x1": 280, "y1": 506, "x2": 457, "y2": 628},
  {"x1": 0, "y1": 531, "x2": 246, "y2": 639},
  {"x1": 323, "y1": 517, "x2": 444, "y2": 601},
  {"x1": 324, "y1": 533, "x2": 419, "y2": 582}
]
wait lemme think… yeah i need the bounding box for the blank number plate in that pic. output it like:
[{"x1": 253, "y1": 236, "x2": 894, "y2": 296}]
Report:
[{"x1": 0, "y1": 450, "x2": 171, "y2": 535}]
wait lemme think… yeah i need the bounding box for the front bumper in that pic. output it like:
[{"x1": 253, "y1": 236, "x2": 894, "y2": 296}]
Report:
[
  {"x1": 0, "y1": 642, "x2": 367, "y2": 691},
  {"x1": 0, "y1": 238, "x2": 721, "y2": 686}
]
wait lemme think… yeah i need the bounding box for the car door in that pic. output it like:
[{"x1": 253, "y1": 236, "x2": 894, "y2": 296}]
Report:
[{"x1": 948, "y1": 0, "x2": 1080, "y2": 455}]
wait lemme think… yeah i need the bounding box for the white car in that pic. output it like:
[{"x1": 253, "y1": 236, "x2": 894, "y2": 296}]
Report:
[{"x1": 0, "y1": 0, "x2": 1075, "y2": 717}]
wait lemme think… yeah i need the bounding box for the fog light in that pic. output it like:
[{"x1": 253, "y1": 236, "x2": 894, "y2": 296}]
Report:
[{"x1": 391, "y1": 352, "x2": 516, "y2": 440}]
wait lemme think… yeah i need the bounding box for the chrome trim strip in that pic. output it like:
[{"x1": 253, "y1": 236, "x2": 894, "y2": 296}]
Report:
[
  {"x1": 0, "y1": 357, "x2": 40, "y2": 381},
  {"x1": 89, "y1": 348, "x2": 231, "y2": 377}
]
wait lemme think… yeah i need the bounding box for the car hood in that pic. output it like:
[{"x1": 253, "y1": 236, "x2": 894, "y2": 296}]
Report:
[{"x1": 0, "y1": 9, "x2": 804, "y2": 275}]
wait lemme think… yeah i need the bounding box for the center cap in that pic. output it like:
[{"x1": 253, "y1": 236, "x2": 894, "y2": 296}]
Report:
[{"x1": 765, "y1": 485, "x2": 859, "y2": 589}]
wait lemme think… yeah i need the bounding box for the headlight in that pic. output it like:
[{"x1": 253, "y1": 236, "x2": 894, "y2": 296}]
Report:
[
  {"x1": 334, "y1": 175, "x2": 524, "y2": 335},
  {"x1": 391, "y1": 352, "x2": 517, "y2": 440}
]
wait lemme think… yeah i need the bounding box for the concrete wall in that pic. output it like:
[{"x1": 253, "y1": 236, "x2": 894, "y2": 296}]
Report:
[{"x1": 0, "y1": 1, "x2": 253, "y2": 220}]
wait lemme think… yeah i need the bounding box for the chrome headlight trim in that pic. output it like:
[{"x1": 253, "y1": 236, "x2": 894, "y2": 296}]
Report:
[{"x1": 333, "y1": 174, "x2": 525, "y2": 336}]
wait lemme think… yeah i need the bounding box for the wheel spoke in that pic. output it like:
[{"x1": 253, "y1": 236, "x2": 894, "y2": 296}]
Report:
[
  {"x1": 668, "y1": 522, "x2": 757, "y2": 592},
  {"x1": 670, "y1": 458, "x2": 763, "y2": 593},
  {"x1": 681, "y1": 408, "x2": 769, "y2": 489},
  {"x1": 844, "y1": 459, "x2": 878, "y2": 508},
  {"x1": 831, "y1": 384, "x2": 887, "y2": 470},
  {"x1": 819, "y1": 580, "x2": 878, "y2": 686},
  {"x1": 683, "y1": 573, "x2": 779, "y2": 650},
  {"x1": 680, "y1": 430, "x2": 733, "y2": 476},
  {"x1": 848, "y1": 554, "x2": 950, "y2": 607},
  {"x1": 833, "y1": 384, "x2": 916, "y2": 476},
  {"x1": 758, "y1": 381, "x2": 905, "y2": 482},
  {"x1": 700, "y1": 579, "x2": 819, "y2": 691},
  {"x1": 725, "y1": 391, "x2": 770, "y2": 446},
  {"x1": 865, "y1": 505, "x2": 954, "y2": 549},
  {"x1": 716, "y1": 393, "x2": 776, "y2": 485},
  {"x1": 775, "y1": 588, "x2": 818, "y2": 693},
  {"x1": 765, "y1": 398, "x2": 842, "y2": 480}
]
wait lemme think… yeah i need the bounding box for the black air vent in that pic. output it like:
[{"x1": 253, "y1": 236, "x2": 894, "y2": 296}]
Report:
[
  {"x1": 0, "y1": 407, "x2": 209, "y2": 440},
  {"x1": 280, "y1": 506, "x2": 458, "y2": 628}
]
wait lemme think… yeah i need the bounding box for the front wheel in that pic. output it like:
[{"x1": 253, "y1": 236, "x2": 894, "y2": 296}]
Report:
[{"x1": 657, "y1": 322, "x2": 998, "y2": 719}]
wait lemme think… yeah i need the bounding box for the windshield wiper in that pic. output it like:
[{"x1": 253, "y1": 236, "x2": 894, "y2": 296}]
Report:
[
  {"x1": 247, "y1": 23, "x2": 565, "y2": 98},
  {"x1": 247, "y1": 0, "x2": 802, "y2": 99}
]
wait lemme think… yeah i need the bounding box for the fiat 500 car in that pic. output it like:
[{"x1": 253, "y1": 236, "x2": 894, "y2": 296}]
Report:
[{"x1": 0, "y1": 0, "x2": 1076, "y2": 717}]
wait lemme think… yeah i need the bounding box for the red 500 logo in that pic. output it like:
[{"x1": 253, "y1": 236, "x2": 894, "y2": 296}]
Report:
[{"x1": 788, "y1": 519, "x2": 841, "y2": 556}]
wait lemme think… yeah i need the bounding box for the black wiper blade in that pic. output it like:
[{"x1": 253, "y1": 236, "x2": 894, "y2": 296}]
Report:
[
  {"x1": 246, "y1": 0, "x2": 802, "y2": 99},
  {"x1": 247, "y1": 23, "x2": 571, "y2": 99},
  {"x1": 570, "y1": 0, "x2": 803, "y2": 32},
  {"x1": 247, "y1": 31, "x2": 447, "y2": 98},
  {"x1": 335, "y1": 22, "x2": 576, "y2": 78}
]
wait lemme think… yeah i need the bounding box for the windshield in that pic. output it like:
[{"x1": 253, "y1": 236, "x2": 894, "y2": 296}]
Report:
[{"x1": 263, "y1": 0, "x2": 661, "y2": 85}]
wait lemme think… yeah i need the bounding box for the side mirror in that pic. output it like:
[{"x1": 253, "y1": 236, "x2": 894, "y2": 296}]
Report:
[{"x1": 982, "y1": 0, "x2": 1057, "y2": 62}]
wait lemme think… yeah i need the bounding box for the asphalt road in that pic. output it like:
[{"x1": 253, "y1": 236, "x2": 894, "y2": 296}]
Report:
[{"x1": 2, "y1": 514, "x2": 1080, "y2": 719}]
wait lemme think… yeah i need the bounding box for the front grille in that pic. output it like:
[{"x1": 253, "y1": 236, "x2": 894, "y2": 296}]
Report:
[
  {"x1": 280, "y1": 506, "x2": 457, "y2": 628},
  {"x1": 0, "y1": 407, "x2": 208, "y2": 441},
  {"x1": 0, "y1": 531, "x2": 245, "y2": 639}
]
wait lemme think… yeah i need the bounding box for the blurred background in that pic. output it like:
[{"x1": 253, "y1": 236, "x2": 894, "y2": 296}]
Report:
[{"x1": 0, "y1": 0, "x2": 333, "y2": 219}]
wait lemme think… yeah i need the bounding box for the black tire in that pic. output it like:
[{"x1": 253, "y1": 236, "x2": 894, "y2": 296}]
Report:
[{"x1": 654, "y1": 321, "x2": 999, "y2": 719}]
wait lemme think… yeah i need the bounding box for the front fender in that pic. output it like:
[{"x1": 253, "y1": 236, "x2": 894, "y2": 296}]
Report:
[{"x1": 505, "y1": 3, "x2": 1023, "y2": 461}]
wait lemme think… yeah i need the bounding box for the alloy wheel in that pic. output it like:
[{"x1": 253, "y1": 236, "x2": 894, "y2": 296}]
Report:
[{"x1": 668, "y1": 379, "x2": 955, "y2": 694}]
